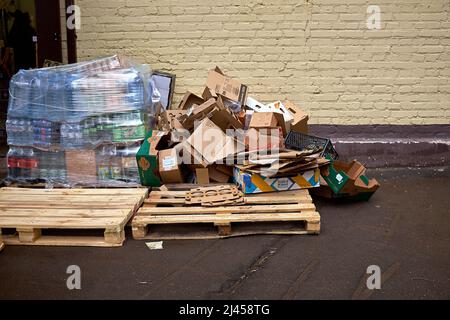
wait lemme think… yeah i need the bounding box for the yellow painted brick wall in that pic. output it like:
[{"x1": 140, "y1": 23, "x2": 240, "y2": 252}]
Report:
[{"x1": 75, "y1": 0, "x2": 450, "y2": 125}]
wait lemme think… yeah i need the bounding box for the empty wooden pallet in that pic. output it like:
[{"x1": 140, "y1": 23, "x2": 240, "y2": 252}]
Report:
[
  {"x1": 132, "y1": 189, "x2": 321, "y2": 240},
  {"x1": 0, "y1": 187, "x2": 149, "y2": 247}
]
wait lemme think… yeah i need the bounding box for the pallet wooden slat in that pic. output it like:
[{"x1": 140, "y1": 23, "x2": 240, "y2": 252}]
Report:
[
  {"x1": 0, "y1": 187, "x2": 149, "y2": 247},
  {"x1": 132, "y1": 188, "x2": 321, "y2": 240}
]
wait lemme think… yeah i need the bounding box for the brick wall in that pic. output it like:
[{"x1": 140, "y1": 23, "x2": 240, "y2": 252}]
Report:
[{"x1": 76, "y1": 0, "x2": 450, "y2": 125}]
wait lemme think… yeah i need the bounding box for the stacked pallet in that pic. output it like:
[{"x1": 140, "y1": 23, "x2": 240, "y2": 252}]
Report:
[
  {"x1": 132, "y1": 187, "x2": 321, "y2": 240},
  {"x1": 0, "y1": 188, "x2": 148, "y2": 247}
]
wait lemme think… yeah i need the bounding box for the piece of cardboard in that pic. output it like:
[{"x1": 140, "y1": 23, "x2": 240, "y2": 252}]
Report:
[
  {"x1": 186, "y1": 118, "x2": 241, "y2": 165},
  {"x1": 158, "y1": 148, "x2": 184, "y2": 184},
  {"x1": 209, "y1": 165, "x2": 231, "y2": 183},
  {"x1": 206, "y1": 67, "x2": 248, "y2": 106},
  {"x1": 245, "y1": 128, "x2": 285, "y2": 152},
  {"x1": 175, "y1": 140, "x2": 209, "y2": 168},
  {"x1": 247, "y1": 97, "x2": 294, "y2": 124},
  {"x1": 178, "y1": 92, "x2": 205, "y2": 110},
  {"x1": 159, "y1": 110, "x2": 187, "y2": 131},
  {"x1": 136, "y1": 130, "x2": 169, "y2": 187},
  {"x1": 183, "y1": 98, "x2": 219, "y2": 130},
  {"x1": 234, "y1": 167, "x2": 320, "y2": 194},
  {"x1": 249, "y1": 112, "x2": 278, "y2": 129},
  {"x1": 202, "y1": 87, "x2": 218, "y2": 101},
  {"x1": 320, "y1": 159, "x2": 380, "y2": 196},
  {"x1": 284, "y1": 101, "x2": 309, "y2": 134},
  {"x1": 248, "y1": 112, "x2": 287, "y2": 136},
  {"x1": 196, "y1": 168, "x2": 210, "y2": 184},
  {"x1": 209, "y1": 97, "x2": 244, "y2": 131}
]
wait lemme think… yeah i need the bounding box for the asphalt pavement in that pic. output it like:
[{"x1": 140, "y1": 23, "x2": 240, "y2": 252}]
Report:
[{"x1": 0, "y1": 167, "x2": 449, "y2": 300}]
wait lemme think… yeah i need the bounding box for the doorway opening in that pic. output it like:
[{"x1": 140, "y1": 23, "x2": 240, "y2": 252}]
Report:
[{"x1": 0, "y1": 0, "x2": 77, "y2": 178}]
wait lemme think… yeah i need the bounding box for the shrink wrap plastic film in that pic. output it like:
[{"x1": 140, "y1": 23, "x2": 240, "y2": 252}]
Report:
[{"x1": 6, "y1": 55, "x2": 161, "y2": 187}]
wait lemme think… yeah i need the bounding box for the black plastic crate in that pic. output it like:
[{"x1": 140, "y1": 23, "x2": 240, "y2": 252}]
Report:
[{"x1": 285, "y1": 131, "x2": 339, "y2": 160}]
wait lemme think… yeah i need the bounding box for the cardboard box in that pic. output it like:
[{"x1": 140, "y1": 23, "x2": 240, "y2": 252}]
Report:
[
  {"x1": 209, "y1": 165, "x2": 231, "y2": 183},
  {"x1": 247, "y1": 97, "x2": 294, "y2": 124},
  {"x1": 284, "y1": 101, "x2": 309, "y2": 134},
  {"x1": 202, "y1": 87, "x2": 218, "y2": 101},
  {"x1": 186, "y1": 118, "x2": 243, "y2": 165},
  {"x1": 234, "y1": 167, "x2": 320, "y2": 194},
  {"x1": 209, "y1": 97, "x2": 244, "y2": 131},
  {"x1": 249, "y1": 112, "x2": 287, "y2": 136},
  {"x1": 206, "y1": 67, "x2": 248, "y2": 106},
  {"x1": 178, "y1": 92, "x2": 205, "y2": 110},
  {"x1": 245, "y1": 128, "x2": 285, "y2": 152},
  {"x1": 158, "y1": 148, "x2": 184, "y2": 184},
  {"x1": 136, "y1": 130, "x2": 169, "y2": 187},
  {"x1": 66, "y1": 150, "x2": 97, "y2": 185},
  {"x1": 159, "y1": 110, "x2": 187, "y2": 131},
  {"x1": 249, "y1": 112, "x2": 278, "y2": 129},
  {"x1": 320, "y1": 159, "x2": 380, "y2": 197},
  {"x1": 183, "y1": 98, "x2": 219, "y2": 130}
]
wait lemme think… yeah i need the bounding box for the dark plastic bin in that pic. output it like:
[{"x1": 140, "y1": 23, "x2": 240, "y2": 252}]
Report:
[{"x1": 285, "y1": 131, "x2": 339, "y2": 160}]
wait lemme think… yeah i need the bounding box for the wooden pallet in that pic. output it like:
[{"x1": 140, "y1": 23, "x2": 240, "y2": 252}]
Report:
[
  {"x1": 0, "y1": 187, "x2": 149, "y2": 247},
  {"x1": 132, "y1": 189, "x2": 320, "y2": 240}
]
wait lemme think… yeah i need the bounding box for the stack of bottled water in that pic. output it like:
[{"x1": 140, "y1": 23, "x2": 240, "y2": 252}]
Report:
[{"x1": 6, "y1": 55, "x2": 160, "y2": 187}]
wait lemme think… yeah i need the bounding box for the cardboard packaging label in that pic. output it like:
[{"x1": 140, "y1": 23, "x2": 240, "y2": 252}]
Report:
[
  {"x1": 206, "y1": 67, "x2": 248, "y2": 107},
  {"x1": 234, "y1": 167, "x2": 320, "y2": 194}
]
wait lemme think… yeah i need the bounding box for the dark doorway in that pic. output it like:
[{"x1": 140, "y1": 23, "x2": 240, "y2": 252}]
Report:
[{"x1": 35, "y1": 0, "x2": 62, "y2": 67}]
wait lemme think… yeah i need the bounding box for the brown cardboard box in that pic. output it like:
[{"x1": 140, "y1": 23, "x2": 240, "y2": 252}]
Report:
[
  {"x1": 183, "y1": 98, "x2": 219, "y2": 130},
  {"x1": 249, "y1": 112, "x2": 278, "y2": 129},
  {"x1": 202, "y1": 87, "x2": 218, "y2": 101},
  {"x1": 159, "y1": 110, "x2": 187, "y2": 131},
  {"x1": 208, "y1": 165, "x2": 231, "y2": 183},
  {"x1": 213, "y1": 164, "x2": 234, "y2": 177},
  {"x1": 158, "y1": 148, "x2": 184, "y2": 184},
  {"x1": 178, "y1": 92, "x2": 205, "y2": 110},
  {"x1": 66, "y1": 150, "x2": 97, "y2": 185},
  {"x1": 245, "y1": 127, "x2": 285, "y2": 152},
  {"x1": 249, "y1": 112, "x2": 287, "y2": 136},
  {"x1": 285, "y1": 101, "x2": 309, "y2": 134},
  {"x1": 206, "y1": 67, "x2": 248, "y2": 106},
  {"x1": 209, "y1": 97, "x2": 244, "y2": 131}
]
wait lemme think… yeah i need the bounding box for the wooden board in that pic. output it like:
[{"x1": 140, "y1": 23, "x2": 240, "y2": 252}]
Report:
[
  {"x1": 0, "y1": 187, "x2": 149, "y2": 247},
  {"x1": 132, "y1": 189, "x2": 320, "y2": 240}
]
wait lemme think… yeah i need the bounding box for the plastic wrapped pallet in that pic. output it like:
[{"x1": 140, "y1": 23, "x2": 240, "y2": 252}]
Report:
[{"x1": 6, "y1": 55, "x2": 161, "y2": 188}]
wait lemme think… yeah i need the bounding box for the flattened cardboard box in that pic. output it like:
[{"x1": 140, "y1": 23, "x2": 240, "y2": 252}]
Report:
[
  {"x1": 234, "y1": 167, "x2": 320, "y2": 194},
  {"x1": 206, "y1": 67, "x2": 248, "y2": 106},
  {"x1": 186, "y1": 118, "x2": 243, "y2": 165},
  {"x1": 136, "y1": 130, "x2": 169, "y2": 187}
]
